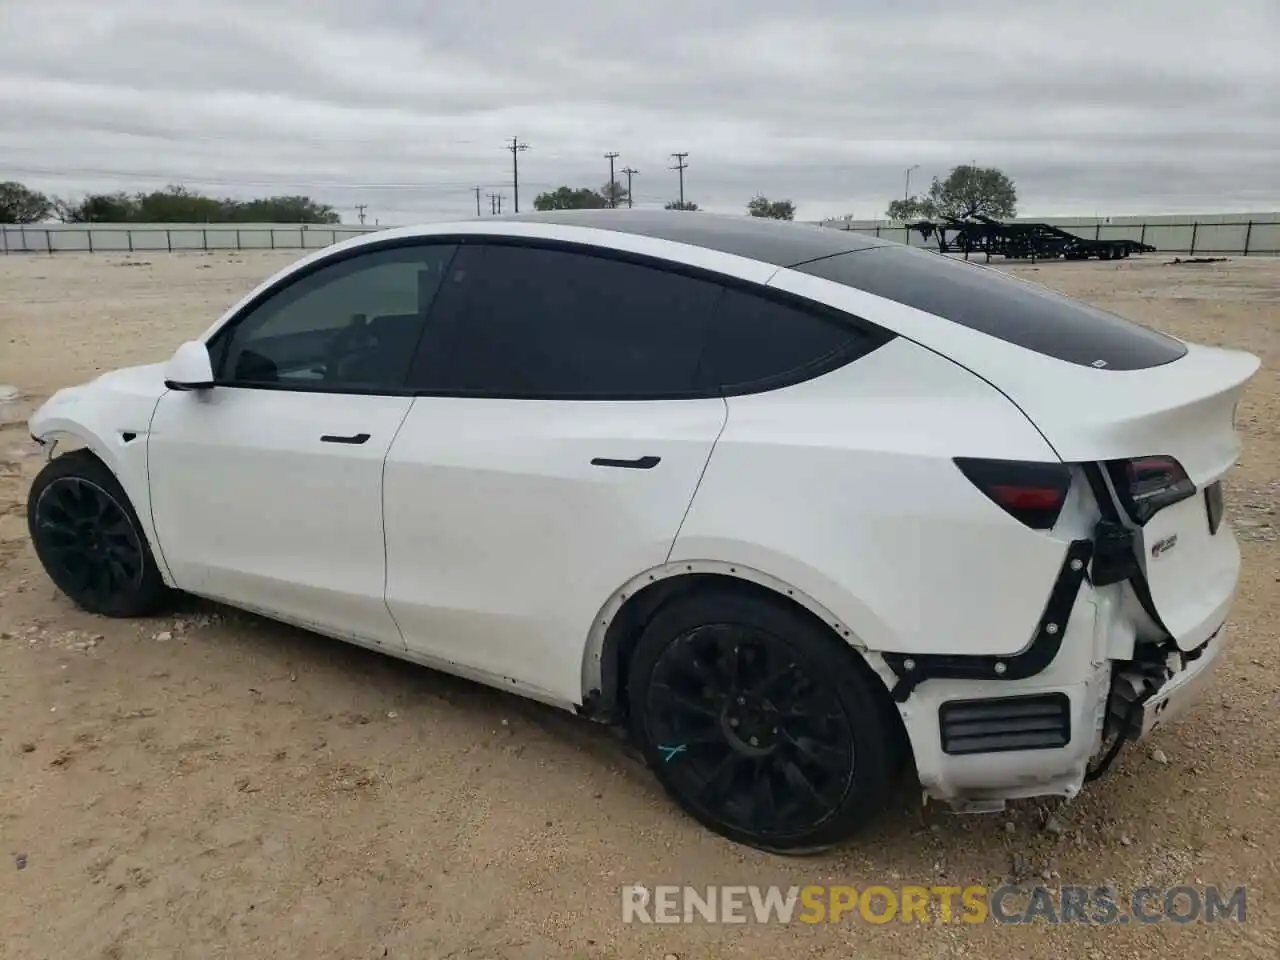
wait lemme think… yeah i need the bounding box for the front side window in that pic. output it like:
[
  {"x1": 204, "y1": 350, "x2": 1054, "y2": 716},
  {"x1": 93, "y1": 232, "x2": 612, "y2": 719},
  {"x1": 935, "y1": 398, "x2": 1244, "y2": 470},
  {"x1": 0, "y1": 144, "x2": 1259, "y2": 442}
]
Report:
[
  {"x1": 416, "y1": 243, "x2": 725, "y2": 397},
  {"x1": 213, "y1": 243, "x2": 457, "y2": 391}
]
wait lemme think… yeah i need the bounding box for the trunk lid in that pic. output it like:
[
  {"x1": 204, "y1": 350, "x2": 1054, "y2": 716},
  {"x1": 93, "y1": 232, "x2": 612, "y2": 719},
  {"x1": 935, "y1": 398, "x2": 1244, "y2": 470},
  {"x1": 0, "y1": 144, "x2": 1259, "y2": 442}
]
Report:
[
  {"x1": 957, "y1": 340, "x2": 1259, "y2": 652},
  {"x1": 988, "y1": 340, "x2": 1258, "y2": 477}
]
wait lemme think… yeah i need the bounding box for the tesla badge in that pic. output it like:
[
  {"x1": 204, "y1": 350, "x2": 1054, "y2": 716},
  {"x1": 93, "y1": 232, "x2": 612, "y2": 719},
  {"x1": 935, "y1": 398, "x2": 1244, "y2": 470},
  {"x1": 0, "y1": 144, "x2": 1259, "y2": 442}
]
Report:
[{"x1": 1151, "y1": 534, "x2": 1178, "y2": 559}]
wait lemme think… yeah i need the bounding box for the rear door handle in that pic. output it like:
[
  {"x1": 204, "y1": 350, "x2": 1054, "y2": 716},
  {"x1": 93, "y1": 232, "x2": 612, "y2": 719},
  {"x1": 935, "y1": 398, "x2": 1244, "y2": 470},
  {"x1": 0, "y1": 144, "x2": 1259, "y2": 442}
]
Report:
[
  {"x1": 320, "y1": 432, "x2": 371, "y2": 445},
  {"x1": 591, "y1": 455, "x2": 661, "y2": 470}
]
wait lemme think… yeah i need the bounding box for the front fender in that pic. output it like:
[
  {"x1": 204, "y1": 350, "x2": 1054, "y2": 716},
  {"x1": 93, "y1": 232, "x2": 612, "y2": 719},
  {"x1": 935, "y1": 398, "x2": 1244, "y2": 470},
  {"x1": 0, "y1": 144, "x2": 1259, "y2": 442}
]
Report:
[{"x1": 29, "y1": 383, "x2": 174, "y2": 586}]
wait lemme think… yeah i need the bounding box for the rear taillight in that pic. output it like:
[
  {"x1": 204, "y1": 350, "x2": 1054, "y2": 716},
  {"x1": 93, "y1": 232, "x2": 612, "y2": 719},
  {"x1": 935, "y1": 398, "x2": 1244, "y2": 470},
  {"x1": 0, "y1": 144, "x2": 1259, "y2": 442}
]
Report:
[
  {"x1": 1104, "y1": 455, "x2": 1195, "y2": 525},
  {"x1": 954, "y1": 458, "x2": 1072, "y2": 530}
]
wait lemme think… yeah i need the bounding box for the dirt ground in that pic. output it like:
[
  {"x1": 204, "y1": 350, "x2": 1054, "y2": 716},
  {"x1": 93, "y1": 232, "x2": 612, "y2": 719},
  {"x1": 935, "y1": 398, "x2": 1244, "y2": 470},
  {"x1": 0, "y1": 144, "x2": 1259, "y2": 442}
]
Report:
[{"x1": 0, "y1": 249, "x2": 1277, "y2": 960}]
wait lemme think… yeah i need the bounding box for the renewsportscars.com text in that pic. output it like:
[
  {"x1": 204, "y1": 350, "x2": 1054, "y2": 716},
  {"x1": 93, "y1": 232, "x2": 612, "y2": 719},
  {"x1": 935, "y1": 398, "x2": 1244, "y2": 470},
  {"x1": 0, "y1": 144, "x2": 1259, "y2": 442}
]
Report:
[{"x1": 621, "y1": 884, "x2": 1248, "y2": 925}]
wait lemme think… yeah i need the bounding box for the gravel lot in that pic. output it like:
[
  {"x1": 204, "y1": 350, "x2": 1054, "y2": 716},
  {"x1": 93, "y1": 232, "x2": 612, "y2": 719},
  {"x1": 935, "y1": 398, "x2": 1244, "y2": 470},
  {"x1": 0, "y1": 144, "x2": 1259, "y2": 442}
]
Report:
[{"x1": 1, "y1": 249, "x2": 1277, "y2": 959}]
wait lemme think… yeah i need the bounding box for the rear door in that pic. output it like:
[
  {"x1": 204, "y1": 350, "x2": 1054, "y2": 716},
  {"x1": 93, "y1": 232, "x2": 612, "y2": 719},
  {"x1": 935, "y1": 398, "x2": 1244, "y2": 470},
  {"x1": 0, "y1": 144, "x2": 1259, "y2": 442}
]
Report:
[
  {"x1": 775, "y1": 245, "x2": 1262, "y2": 651},
  {"x1": 382, "y1": 242, "x2": 729, "y2": 704}
]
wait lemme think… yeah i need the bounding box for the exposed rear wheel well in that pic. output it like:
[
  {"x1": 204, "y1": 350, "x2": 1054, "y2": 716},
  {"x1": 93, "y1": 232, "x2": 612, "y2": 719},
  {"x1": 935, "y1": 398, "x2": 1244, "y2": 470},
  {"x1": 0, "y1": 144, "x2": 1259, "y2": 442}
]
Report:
[{"x1": 592, "y1": 572, "x2": 913, "y2": 773}]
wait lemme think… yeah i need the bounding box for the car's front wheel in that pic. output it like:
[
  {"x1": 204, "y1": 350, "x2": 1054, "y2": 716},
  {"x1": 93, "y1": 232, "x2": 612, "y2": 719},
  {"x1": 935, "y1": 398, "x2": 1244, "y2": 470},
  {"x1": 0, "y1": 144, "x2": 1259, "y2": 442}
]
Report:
[
  {"x1": 27, "y1": 450, "x2": 170, "y2": 617},
  {"x1": 627, "y1": 588, "x2": 894, "y2": 854}
]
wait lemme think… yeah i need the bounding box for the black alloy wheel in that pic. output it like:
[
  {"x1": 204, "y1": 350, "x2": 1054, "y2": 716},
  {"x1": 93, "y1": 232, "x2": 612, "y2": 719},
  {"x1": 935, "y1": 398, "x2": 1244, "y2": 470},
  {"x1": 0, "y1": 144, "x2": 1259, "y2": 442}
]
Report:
[
  {"x1": 27, "y1": 450, "x2": 169, "y2": 617},
  {"x1": 645, "y1": 623, "x2": 856, "y2": 837},
  {"x1": 628, "y1": 590, "x2": 893, "y2": 853}
]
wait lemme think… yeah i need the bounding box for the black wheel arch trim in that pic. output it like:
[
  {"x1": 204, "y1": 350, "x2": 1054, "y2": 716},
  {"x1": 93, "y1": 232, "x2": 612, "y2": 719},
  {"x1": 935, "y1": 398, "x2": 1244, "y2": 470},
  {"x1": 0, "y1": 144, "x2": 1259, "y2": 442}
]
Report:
[
  {"x1": 882, "y1": 538, "x2": 1094, "y2": 702},
  {"x1": 580, "y1": 569, "x2": 869, "y2": 725}
]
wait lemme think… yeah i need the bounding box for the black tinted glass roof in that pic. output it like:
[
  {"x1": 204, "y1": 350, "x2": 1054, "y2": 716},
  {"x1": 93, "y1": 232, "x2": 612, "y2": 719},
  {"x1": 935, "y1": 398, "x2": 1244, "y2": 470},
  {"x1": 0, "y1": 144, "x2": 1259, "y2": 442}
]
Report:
[
  {"x1": 502, "y1": 209, "x2": 889, "y2": 268},
  {"x1": 793, "y1": 245, "x2": 1188, "y2": 371}
]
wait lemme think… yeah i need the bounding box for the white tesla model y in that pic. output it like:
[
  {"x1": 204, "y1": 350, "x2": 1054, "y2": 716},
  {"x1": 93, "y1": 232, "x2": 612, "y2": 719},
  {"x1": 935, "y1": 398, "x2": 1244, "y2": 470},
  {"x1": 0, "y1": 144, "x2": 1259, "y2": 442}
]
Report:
[{"x1": 26, "y1": 210, "x2": 1259, "y2": 852}]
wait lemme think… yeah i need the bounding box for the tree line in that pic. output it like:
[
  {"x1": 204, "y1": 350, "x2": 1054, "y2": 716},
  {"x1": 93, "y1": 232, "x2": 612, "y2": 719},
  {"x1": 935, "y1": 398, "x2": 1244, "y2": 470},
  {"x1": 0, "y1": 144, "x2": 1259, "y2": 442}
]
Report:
[
  {"x1": 532, "y1": 181, "x2": 797, "y2": 220},
  {"x1": 3, "y1": 163, "x2": 1019, "y2": 226},
  {"x1": 530, "y1": 164, "x2": 1017, "y2": 223},
  {"x1": 884, "y1": 165, "x2": 1017, "y2": 222},
  {"x1": 0, "y1": 181, "x2": 341, "y2": 224}
]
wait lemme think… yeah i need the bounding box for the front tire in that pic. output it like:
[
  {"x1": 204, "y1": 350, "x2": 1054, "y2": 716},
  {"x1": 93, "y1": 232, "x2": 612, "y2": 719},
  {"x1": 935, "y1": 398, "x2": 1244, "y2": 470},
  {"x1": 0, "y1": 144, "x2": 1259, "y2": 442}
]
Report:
[
  {"x1": 27, "y1": 450, "x2": 170, "y2": 617},
  {"x1": 627, "y1": 589, "x2": 894, "y2": 854}
]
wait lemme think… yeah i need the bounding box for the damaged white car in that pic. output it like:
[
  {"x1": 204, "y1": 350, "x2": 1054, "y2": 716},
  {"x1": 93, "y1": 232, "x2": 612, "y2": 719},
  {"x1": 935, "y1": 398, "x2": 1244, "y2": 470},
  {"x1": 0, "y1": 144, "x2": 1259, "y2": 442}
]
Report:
[{"x1": 26, "y1": 210, "x2": 1258, "y2": 852}]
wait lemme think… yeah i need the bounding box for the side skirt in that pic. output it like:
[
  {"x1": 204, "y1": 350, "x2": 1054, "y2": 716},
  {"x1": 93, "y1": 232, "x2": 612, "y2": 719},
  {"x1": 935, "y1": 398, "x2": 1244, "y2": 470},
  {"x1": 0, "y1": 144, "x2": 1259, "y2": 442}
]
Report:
[{"x1": 179, "y1": 592, "x2": 583, "y2": 715}]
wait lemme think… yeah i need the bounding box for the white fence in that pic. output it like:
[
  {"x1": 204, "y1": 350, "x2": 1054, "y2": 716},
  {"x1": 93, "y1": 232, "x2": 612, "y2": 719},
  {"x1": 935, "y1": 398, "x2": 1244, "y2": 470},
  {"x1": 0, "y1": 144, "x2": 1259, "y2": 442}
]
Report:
[
  {"x1": 0, "y1": 222, "x2": 385, "y2": 255},
  {"x1": 818, "y1": 213, "x2": 1280, "y2": 256},
  {"x1": 4, "y1": 213, "x2": 1279, "y2": 256}
]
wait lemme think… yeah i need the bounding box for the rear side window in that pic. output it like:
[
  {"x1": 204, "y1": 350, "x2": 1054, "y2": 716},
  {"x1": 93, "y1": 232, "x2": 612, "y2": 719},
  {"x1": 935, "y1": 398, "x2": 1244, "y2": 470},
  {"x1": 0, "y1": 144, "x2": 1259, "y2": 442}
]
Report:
[
  {"x1": 695, "y1": 289, "x2": 883, "y2": 391},
  {"x1": 416, "y1": 243, "x2": 724, "y2": 398},
  {"x1": 794, "y1": 245, "x2": 1188, "y2": 370}
]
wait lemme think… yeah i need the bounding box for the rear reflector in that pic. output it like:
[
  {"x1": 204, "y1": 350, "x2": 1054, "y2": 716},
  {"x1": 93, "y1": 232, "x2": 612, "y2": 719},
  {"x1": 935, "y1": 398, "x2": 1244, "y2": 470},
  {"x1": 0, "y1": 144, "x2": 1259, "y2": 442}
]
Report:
[
  {"x1": 1105, "y1": 455, "x2": 1195, "y2": 525},
  {"x1": 1205, "y1": 480, "x2": 1224, "y2": 535},
  {"x1": 953, "y1": 457, "x2": 1071, "y2": 530}
]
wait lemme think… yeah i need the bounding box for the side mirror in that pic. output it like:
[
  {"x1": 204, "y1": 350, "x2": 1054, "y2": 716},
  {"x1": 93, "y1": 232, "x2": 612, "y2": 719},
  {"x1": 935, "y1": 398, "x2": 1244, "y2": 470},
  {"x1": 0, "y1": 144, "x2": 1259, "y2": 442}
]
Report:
[{"x1": 163, "y1": 340, "x2": 216, "y2": 392}]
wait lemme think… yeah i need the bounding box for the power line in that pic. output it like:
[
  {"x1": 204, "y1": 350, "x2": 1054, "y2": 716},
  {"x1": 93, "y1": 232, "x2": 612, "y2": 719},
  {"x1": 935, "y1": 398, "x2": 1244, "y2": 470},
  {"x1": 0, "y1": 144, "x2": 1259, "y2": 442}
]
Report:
[
  {"x1": 2, "y1": 121, "x2": 611, "y2": 169},
  {"x1": 604, "y1": 152, "x2": 620, "y2": 208},
  {"x1": 1, "y1": 118, "x2": 508, "y2": 149},
  {"x1": 1, "y1": 161, "x2": 571, "y2": 193},
  {"x1": 670, "y1": 152, "x2": 689, "y2": 206},
  {"x1": 506, "y1": 137, "x2": 529, "y2": 212},
  {"x1": 621, "y1": 167, "x2": 639, "y2": 209}
]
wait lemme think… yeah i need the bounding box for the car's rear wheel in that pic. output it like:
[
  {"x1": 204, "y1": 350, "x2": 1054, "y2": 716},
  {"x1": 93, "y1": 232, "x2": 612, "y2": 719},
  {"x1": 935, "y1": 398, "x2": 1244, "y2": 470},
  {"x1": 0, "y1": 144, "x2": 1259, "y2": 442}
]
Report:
[
  {"x1": 27, "y1": 450, "x2": 170, "y2": 617},
  {"x1": 627, "y1": 589, "x2": 893, "y2": 854}
]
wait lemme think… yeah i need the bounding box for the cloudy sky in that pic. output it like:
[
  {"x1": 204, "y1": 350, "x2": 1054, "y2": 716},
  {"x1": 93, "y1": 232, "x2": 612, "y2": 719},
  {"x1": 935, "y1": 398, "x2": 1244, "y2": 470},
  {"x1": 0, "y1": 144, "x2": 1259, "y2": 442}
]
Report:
[{"x1": 1, "y1": 0, "x2": 1276, "y2": 224}]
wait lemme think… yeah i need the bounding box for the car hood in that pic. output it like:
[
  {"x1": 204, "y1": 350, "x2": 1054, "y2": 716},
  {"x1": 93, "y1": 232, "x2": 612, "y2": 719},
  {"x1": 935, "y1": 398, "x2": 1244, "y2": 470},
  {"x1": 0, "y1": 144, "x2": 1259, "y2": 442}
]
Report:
[
  {"x1": 30, "y1": 361, "x2": 169, "y2": 440},
  {"x1": 49, "y1": 360, "x2": 167, "y2": 402}
]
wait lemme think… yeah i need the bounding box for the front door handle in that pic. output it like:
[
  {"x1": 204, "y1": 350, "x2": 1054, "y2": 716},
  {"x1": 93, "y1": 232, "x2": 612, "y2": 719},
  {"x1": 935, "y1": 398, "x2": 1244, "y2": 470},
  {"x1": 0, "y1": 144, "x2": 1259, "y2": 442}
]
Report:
[
  {"x1": 320, "y1": 432, "x2": 371, "y2": 445},
  {"x1": 590, "y1": 455, "x2": 661, "y2": 470}
]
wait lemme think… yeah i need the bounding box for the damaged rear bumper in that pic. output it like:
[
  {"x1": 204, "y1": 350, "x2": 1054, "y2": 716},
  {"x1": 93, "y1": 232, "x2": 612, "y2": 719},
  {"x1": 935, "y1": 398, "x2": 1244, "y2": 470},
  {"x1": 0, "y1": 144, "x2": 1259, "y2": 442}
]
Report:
[
  {"x1": 891, "y1": 556, "x2": 1232, "y2": 808},
  {"x1": 1116, "y1": 621, "x2": 1227, "y2": 741}
]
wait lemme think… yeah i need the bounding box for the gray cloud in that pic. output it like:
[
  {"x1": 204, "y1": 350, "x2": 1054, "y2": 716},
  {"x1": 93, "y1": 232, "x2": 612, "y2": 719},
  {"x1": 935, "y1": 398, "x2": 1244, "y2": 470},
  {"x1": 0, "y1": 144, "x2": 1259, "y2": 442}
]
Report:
[{"x1": 1, "y1": 0, "x2": 1276, "y2": 222}]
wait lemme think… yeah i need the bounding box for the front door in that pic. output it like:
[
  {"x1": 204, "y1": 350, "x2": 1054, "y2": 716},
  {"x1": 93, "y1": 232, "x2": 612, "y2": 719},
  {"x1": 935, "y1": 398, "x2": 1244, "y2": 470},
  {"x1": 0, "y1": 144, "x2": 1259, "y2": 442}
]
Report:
[
  {"x1": 147, "y1": 240, "x2": 458, "y2": 649},
  {"x1": 148, "y1": 389, "x2": 412, "y2": 647}
]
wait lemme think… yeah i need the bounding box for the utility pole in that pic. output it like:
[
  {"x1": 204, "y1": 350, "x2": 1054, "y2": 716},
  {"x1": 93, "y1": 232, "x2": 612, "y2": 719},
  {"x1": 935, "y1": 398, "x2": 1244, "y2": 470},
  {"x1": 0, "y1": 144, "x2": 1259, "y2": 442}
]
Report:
[
  {"x1": 604, "y1": 151, "x2": 620, "y2": 208},
  {"x1": 670, "y1": 152, "x2": 689, "y2": 207},
  {"x1": 506, "y1": 137, "x2": 529, "y2": 212},
  {"x1": 474, "y1": 186, "x2": 483, "y2": 217},
  {"x1": 355, "y1": 204, "x2": 367, "y2": 225},
  {"x1": 489, "y1": 192, "x2": 499, "y2": 215},
  {"x1": 621, "y1": 167, "x2": 639, "y2": 208}
]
